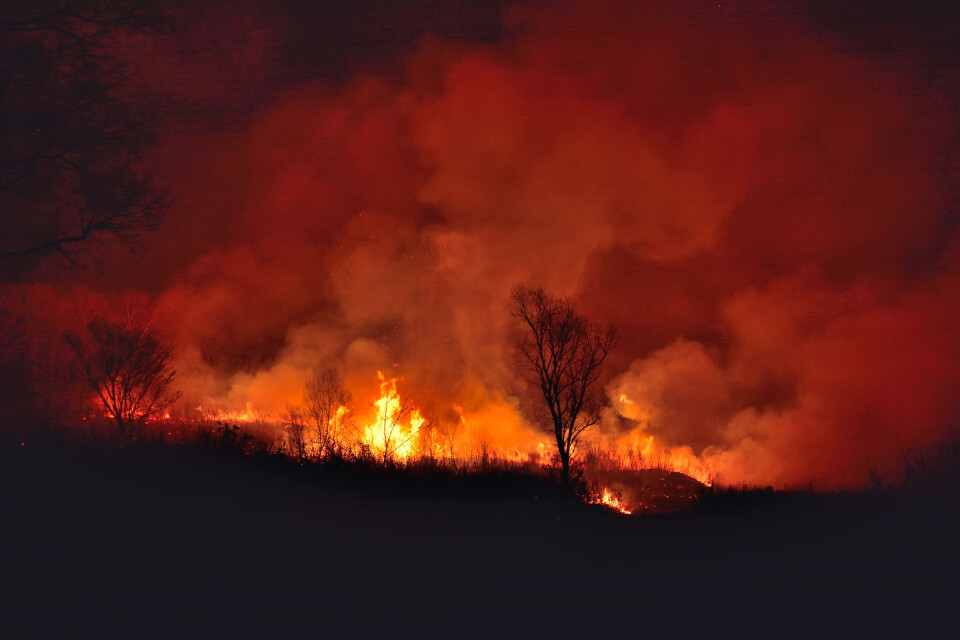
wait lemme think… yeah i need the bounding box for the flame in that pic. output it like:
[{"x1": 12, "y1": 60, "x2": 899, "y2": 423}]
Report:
[
  {"x1": 133, "y1": 369, "x2": 717, "y2": 492},
  {"x1": 95, "y1": 397, "x2": 169, "y2": 423},
  {"x1": 595, "y1": 487, "x2": 632, "y2": 515},
  {"x1": 361, "y1": 372, "x2": 423, "y2": 463},
  {"x1": 206, "y1": 402, "x2": 265, "y2": 424},
  {"x1": 611, "y1": 431, "x2": 714, "y2": 485}
]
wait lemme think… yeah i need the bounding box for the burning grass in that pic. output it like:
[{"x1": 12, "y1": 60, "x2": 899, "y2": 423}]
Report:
[
  {"x1": 165, "y1": 415, "x2": 714, "y2": 512},
  {"x1": 19, "y1": 403, "x2": 960, "y2": 520},
  {"x1": 11, "y1": 409, "x2": 708, "y2": 514},
  {"x1": 13, "y1": 353, "x2": 959, "y2": 517},
  {"x1": 41, "y1": 367, "x2": 711, "y2": 514}
]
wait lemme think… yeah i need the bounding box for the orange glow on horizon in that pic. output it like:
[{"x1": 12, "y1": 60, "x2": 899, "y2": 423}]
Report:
[{"x1": 137, "y1": 369, "x2": 720, "y2": 488}]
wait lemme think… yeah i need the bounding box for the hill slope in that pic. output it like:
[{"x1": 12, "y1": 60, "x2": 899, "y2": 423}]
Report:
[{"x1": 1, "y1": 441, "x2": 956, "y2": 638}]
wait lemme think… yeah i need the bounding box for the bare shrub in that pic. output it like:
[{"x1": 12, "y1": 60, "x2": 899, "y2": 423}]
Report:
[
  {"x1": 304, "y1": 368, "x2": 352, "y2": 458},
  {"x1": 66, "y1": 319, "x2": 180, "y2": 439}
]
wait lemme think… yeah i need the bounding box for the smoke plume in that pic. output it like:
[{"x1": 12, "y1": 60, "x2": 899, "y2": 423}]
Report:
[{"x1": 17, "y1": 1, "x2": 960, "y2": 487}]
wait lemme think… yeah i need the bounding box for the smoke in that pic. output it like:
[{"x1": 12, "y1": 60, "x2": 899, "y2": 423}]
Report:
[
  {"x1": 613, "y1": 270, "x2": 960, "y2": 486},
  {"x1": 19, "y1": 1, "x2": 957, "y2": 487}
]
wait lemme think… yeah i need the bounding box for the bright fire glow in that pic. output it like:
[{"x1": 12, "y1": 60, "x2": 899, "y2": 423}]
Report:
[
  {"x1": 595, "y1": 487, "x2": 632, "y2": 515},
  {"x1": 130, "y1": 370, "x2": 717, "y2": 490},
  {"x1": 361, "y1": 372, "x2": 423, "y2": 463},
  {"x1": 205, "y1": 402, "x2": 263, "y2": 424},
  {"x1": 612, "y1": 432, "x2": 714, "y2": 485}
]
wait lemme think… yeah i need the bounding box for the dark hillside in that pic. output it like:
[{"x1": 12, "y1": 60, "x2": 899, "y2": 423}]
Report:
[{"x1": 1, "y1": 439, "x2": 956, "y2": 638}]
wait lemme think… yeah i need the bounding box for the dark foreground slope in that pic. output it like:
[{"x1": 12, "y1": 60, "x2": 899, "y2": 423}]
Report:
[{"x1": 1, "y1": 440, "x2": 957, "y2": 639}]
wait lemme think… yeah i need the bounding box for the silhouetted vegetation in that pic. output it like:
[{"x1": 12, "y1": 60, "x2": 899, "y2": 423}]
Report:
[
  {"x1": 897, "y1": 440, "x2": 960, "y2": 498},
  {"x1": 65, "y1": 319, "x2": 181, "y2": 439},
  {"x1": 2, "y1": 419, "x2": 956, "y2": 638},
  {"x1": 512, "y1": 285, "x2": 618, "y2": 483},
  {"x1": 304, "y1": 367, "x2": 353, "y2": 458},
  {"x1": 0, "y1": 1, "x2": 171, "y2": 268},
  {"x1": 168, "y1": 417, "x2": 584, "y2": 504}
]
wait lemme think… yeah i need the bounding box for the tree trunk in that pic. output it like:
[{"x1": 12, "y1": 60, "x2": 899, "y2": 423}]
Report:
[{"x1": 559, "y1": 447, "x2": 571, "y2": 483}]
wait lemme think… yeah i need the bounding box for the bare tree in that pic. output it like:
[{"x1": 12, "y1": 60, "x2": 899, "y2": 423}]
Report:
[
  {"x1": 417, "y1": 406, "x2": 462, "y2": 460},
  {"x1": 368, "y1": 397, "x2": 411, "y2": 467},
  {"x1": 512, "y1": 286, "x2": 618, "y2": 483},
  {"x1": 363, "y1": 376, "x2": 428, "y2": 467},
  {"x1": 438, "y1": 407, "x2": 463, "y2": 459},
  {"x1": 282, "y1": 405, "x2": 308, "y2": 461},
  {"x1": 66, "y1": 319, "x2": 180, "y2": 438},
  {"x1": 304, "y1": 368, "x2": 352, "y2": 458},
  {"x1": 0, "y1": 1, "x2": 170, "y2": 266}
]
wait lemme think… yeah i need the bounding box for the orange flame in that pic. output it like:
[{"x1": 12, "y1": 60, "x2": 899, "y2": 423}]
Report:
[
  {"x1": 594, "y1": 487, "x2": 632, "y2": 515},
  {"x1": 169, "y1": 370, "x2": 716, "y2": 491},
  {"x1": 361, "y1": 372, "x2": 423, "y2": 463}
]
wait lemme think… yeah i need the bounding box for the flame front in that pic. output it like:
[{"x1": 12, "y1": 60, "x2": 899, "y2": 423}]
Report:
[
  {"x1": 206, "y1": 402, "x2": 261, "y2": 424},
  {"x1": 618, "y1": 433, "x2": 714, "y2": 485},
  {"x1": 150, "y1": 369, "x2": 716, "y2": 494},
  {"x1": 361, "y1": 372, "x2": 423, "y2": 463},
  {"x1": 596, "y1": 488, "x2": 632, "y2": 515}
]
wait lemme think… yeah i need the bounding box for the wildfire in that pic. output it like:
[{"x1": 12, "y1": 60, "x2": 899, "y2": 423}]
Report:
[
  {"x1": 595, "y1": 487, "x2": 632, "y2": 515},
  {"x1": 91, "y1": 368, "x2": 718, "y2": 494},
  {"x1": 94, "y1": 398, "x2": 162, "y2": 423},
  {"x1": 613, "y1": 433, "x2": 714, "y2": 486},
  {"x1": 361, "y1": 372, "x2": 424, "y2": 463},
  {"x1": 203, "y1": 402, "x2": 267, "y2": 424}
]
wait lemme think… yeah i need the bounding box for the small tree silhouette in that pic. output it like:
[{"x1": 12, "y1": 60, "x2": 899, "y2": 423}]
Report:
[
  {"x1": 363, "y1": 374, "x2": 428, "y2": 467},
  {"x1": 368, "y1": 396, "x2": 413, "y2": 467},
  {"x1": 512, "y1": 286, "x2": 618, "y2": 483},
  {"x1": 66, "y1": 319, "x2": 181, "y2": 438},
  {"x1": 282, "y1": 405, "x2": 308, "y2": 461},
  {"x1": 304, "y1": 368, "x2": 352, "y2": 458}
]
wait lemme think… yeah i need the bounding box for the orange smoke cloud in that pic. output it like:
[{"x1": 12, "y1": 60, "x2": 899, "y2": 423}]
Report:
[
  {"x1": 612, "y1": 270, "x2": 960, "y2": 486},
  {"x1": 21, "y1": 1, "x2": 956, "y2": 488}
]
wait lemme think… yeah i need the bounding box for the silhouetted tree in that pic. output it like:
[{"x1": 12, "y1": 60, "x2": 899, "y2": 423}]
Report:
[
  {"x1": 362, "y1": 376, "x2": 428, "y2": 467},
  {"x1": 416, "y1": 406, "x2": 462, "y2": 460},
  {"x1": 437, "y1": 406, "x2": 463, "y2": 458},
  {"x1": 512, "y1": 286, "x2": 618, "y2": 483},
  {"x1": 66, "y1": 319, "x2": 180, "y2": 438},
  {"x1": 0, "y1": 0, "x2": 169, "y2": 266},
  {"x1": 304, "y1": 367, "x2": 352, "y2": 458},
  {"x1": 282, "y1": 405, "x2": 308, "y2": 461},
  {"x1": 368, "y1": 395, "x2": 414, "y2": 467}
]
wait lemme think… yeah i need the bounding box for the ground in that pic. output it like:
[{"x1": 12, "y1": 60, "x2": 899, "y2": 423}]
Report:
[{"x1": 1, "y1": 438, "x2": 956, "y2": 638}]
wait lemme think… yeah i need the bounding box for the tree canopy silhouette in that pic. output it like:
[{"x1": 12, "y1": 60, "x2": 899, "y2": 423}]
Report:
[
  {"x1": 0, "y1": 0, "x2": 169, "y2": 266},
  {"x1": 66, "y1": 319, "x2": 181, "y2": 438},
  {"x1": 512, "y1": 286, "x2": 618, "y2": 483},
  {"x1": 304, "y1": 367, "x2": 353, "y2": 458}
]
